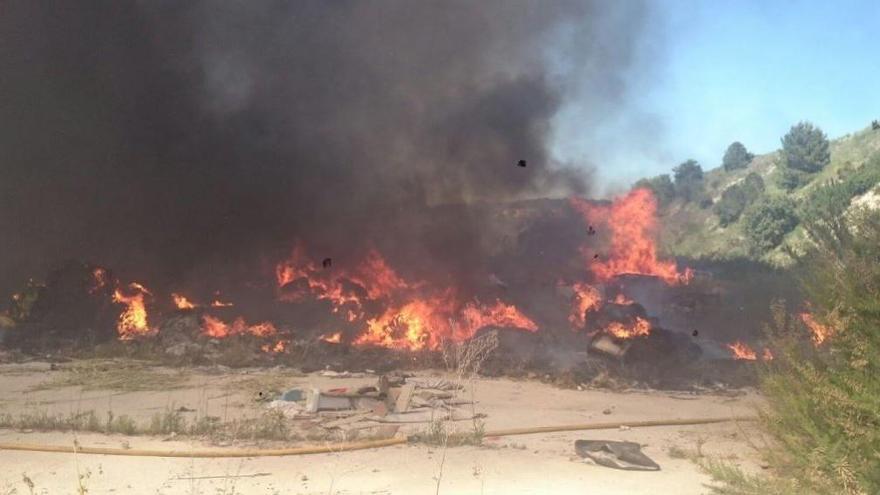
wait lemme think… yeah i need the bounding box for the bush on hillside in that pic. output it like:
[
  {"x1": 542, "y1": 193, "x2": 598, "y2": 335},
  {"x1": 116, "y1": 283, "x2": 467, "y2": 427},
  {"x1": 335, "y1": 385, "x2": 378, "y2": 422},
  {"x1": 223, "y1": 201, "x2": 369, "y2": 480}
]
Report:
[
  {"x1": 757, "y1": 209, "x2": 880, "y2": 494},
  {"x1": 777, "y1": 167, "x2": 811, "y2": 192},
  {"x1": 673, "y1": 159, "x2": 704, "y2": 202},
  {"x1": 742, "y1": 196, "x2": 798, "y2": 252},
  {"x1": 722, "y1": 141, "x2": 754, "y2": 171},
  {"x1": 714, "y1": 172, "x2": 765, "y2": 226},
  {"x1": 633, "y1": 174, "x2": 675, "y2": 207},
  {"x1": 800, "y1": 153, "x2": 880, "y2": 230},
  {"x1": 781, "y1": 121, "x2": 830, "y2": 173}
]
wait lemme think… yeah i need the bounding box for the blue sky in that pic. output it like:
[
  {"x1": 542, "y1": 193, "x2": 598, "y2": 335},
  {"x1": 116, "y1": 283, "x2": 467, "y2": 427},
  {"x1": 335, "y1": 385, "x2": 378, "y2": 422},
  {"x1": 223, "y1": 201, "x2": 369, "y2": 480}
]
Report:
[{"x1": 552, "y1": 0, "x2": 880, "y2": 194}]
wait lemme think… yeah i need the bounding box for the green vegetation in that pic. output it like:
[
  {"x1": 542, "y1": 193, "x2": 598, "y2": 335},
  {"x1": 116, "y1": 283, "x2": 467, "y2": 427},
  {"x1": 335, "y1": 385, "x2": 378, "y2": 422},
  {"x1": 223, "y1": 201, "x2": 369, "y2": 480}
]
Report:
[
  {"x1": 715, "y1": 173, "x2": 765, "y2": 226},
  {"x1": 704, "y1": 209, "x2": 880, "y2": 494},
  {"x1": 638, "y1": 122, "x2": 880, "y2": 265},
  {"x1": 673, "y1": 159, "x2": 705, "y2": 202},
  {"x1": 633, "y1": 174, "x2": 676, "y2": 206},
  {"x1": 741, "y1": 196, "x2": 798, "y2": 253},
  {"x1": 781, "y1": 121, "x2": 830, "y2": 173},
  {"x1": 722, "y1": 141, "x2": 754, "y2": 171}
]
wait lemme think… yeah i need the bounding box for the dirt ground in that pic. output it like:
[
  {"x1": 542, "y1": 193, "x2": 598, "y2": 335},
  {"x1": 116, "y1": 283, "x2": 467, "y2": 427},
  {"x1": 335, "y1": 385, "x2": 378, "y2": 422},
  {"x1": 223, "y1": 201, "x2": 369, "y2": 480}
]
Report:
[{"x1": 0, "y1": 361, "x2": 764, "y2": 494}]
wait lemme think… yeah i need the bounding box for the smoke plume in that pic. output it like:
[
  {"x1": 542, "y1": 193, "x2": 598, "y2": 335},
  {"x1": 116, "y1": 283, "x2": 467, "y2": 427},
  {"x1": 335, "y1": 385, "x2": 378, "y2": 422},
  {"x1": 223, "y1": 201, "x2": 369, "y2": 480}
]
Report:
[{"x1": 0, "y1": 1, "x2": 652, "y2": 295}]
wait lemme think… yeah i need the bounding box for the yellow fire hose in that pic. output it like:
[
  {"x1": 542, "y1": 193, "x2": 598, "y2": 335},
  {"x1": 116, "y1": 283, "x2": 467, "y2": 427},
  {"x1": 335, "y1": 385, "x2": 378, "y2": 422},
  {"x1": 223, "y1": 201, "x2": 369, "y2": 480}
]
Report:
[{"x1": 0, "y1": 415, "x2": 757, "y2": 458}]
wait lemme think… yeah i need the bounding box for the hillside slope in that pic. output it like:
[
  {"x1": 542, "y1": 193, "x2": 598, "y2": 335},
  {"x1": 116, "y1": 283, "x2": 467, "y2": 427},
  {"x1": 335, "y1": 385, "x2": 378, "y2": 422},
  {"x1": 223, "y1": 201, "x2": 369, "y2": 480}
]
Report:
[{"x1": 656, "y1": 125, "x2": 880, "y2": 265}]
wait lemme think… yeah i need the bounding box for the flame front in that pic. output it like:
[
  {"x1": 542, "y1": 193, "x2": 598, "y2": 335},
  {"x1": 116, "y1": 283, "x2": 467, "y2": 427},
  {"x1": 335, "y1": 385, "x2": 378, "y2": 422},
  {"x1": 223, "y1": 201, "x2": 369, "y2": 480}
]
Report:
[
  {"x1": 568, "y1": 282, "x2": 601, "y2": 328},
  {"x1": 726, "y1": 341, "x2": 757, "y2": 360},
  {"x1": 605, "y1": 317, "x2": 651, "y2": 339},
  {"x1": 172, "y1": 293, "x2": 197, "y2": 310},
  {"x1": 277, "y1": 247, "x2": 536, "y2": 350},
  {"x1": 570, "y1": 189, "x2": 692, "y2": 284},
  {"x1": 201, "y1": 315, "x2": 277, "y2": 339},
  {"x1": 799, "y1": 312, "x2": 832, "y2": 345},
  {"x1": 113, "y1": 283, "x2": 154, "y2": 340}
]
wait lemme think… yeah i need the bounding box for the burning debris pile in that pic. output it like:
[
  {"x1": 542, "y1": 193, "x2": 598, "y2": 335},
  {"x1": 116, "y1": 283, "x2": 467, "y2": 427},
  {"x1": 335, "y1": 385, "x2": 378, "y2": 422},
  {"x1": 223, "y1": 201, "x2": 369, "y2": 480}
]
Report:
[{"x1": 0, "y1": 189, "x2": 799, "y2": 388}]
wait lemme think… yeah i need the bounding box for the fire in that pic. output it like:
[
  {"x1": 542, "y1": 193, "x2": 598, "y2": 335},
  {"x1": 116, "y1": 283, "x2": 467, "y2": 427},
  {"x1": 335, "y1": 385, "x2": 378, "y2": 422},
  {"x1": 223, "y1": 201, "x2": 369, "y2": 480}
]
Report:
[
  {"x1": 172, "y1": 293, "x2": 197, "y2": 310},
  {"x1": 261, "y1": 340, "x2": 288, "y2": 353},
  {"x1": 570, "y1": 189, "x2": 692, "y2": 285},
  {"x1": 210, "y1": 299, "x2": 234, "y2": 308},
  {"x1": 277, "y1": 245, "x2": 536, "y2": 350},
  {"x1": 604, "y1": 317, "x2": 651, "y2": 339},
  {"x1": 354, "y1": 297, "x2": 537, "y2": 351},
  {"x1": 568, "y1": 282, "x2": 602, "y2": 327},
  {"x1": 201, "y1": 315, "x2": 277, "y2": 339},
  {"x1": 90, "y1": 267, "x2": 108, "y2": 294},
  {"x1": 799, "y1": 312, "x2": 832, "y2": 345},
  {"x1": 112, "y1": 282, "x2": 155, "y2": 340},
  {"x1": 320, "y1": 332, "x2": 342, "y2": 343},
  {"x1": 613, "y1": 293, "x2": 633, "y2": 305},
  {"x1": 726, "y1": 341, "x2": 757, "y2": 360},
  {"x1": 726, "y1": 341, "x2": 774, "y2": 361}
]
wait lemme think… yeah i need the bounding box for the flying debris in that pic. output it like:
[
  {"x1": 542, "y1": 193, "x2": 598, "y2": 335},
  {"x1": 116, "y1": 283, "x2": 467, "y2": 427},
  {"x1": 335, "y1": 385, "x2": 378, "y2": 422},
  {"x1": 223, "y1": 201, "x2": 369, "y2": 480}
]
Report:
[
  {"x1": 322, "y1": 258, "x2": 332, "y2": 269},
  {"x1": 692, "y1": 330, "x2": 699, "y2": 337},
  {"x1": 517, "y1": 159, "x2": 527, "y2": 167},
  {"x1": 588, "y1": 225, "x2": 596, "y2": 235}
]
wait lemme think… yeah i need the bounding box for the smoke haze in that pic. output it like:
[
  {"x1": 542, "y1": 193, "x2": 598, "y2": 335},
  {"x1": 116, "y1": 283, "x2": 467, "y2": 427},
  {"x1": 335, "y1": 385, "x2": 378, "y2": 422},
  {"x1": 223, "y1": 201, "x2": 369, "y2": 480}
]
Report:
[{"x1": 0, "y1": 1, "x2": 654, "y2": 295}]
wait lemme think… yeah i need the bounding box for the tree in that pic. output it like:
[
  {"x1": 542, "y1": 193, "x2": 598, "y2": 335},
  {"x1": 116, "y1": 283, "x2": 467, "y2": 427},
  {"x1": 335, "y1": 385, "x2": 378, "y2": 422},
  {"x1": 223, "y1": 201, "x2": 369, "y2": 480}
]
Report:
[
  {"x1": 777, "y1": 167, "x2": 810, "y2": 191},
  {"x1": 722, "y1": 141, "x2": 754, "y2": 171},
  {"x1": 714, "y1": 172, "x2": 765, "y2": 226},
  {"x1": 781, "y1": 121, "x2": 830, "y2": 173},
  {"x1": 672, "y1": 159, "x2": 704, "y2": 202},
  {"x1": 633, "y1": 174, "x2": 675, "y2": 207},
  {"x1": 742, "y1": 196, "x2": 798, "y2": 252}
]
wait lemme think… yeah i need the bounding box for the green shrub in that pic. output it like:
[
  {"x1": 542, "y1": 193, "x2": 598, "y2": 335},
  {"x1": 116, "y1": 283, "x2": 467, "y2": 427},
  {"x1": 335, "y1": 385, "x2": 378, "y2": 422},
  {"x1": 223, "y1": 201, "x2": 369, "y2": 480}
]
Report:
[
  {"x1": 673, "y1": 159, "x2": 704, "y2": 202},
  {"x1": 715, "y1": 173, "x2": 765, "y2": 226},
  {"x1": 757, "y1": 210, "x2": 880, "y2": 494},
  {"x1": 777, "y1": 167, "x2": 811, "y2": 192},
  {"x1": 742, "y1": 196, "x2": 798, "y2": 252},
  {"x1": 633, "y1": 174, "x2": 675, "y2": 207},
  {"x1": 781, "y1": 121, "x2": 830, "y2": 173},
  {"x1": 722, "y1": 141, "x2": 754, "y2": 171}
]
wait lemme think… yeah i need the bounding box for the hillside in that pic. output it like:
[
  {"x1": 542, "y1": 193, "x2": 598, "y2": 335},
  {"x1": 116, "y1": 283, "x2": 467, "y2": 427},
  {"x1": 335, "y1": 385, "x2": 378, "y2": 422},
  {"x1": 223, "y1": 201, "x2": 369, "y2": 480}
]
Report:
[{"x1": 654, "y1": 124, "x2": 880, "y2": 266}]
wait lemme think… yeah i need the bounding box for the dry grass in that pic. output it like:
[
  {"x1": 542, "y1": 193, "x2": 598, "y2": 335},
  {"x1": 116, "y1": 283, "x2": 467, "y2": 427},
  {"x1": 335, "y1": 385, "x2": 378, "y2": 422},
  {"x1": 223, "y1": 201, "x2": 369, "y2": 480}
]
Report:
[{"x1": 28, "y1": 359, "x2": 190, "y2": 392}]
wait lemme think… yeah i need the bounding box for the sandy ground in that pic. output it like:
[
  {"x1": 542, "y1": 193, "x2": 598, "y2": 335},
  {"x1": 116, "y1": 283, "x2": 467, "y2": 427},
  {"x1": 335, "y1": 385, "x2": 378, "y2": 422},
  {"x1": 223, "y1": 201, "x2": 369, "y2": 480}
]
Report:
[{"x1": 0, "y1": 361, "x2": 764, "y2": 495}]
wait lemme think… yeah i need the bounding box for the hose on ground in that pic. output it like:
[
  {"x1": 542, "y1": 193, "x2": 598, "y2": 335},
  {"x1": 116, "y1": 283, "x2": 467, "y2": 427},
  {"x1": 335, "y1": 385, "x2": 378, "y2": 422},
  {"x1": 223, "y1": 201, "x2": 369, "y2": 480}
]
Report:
[{"x1": 0, "y1": 415, "x2": 757, "y2": 458}]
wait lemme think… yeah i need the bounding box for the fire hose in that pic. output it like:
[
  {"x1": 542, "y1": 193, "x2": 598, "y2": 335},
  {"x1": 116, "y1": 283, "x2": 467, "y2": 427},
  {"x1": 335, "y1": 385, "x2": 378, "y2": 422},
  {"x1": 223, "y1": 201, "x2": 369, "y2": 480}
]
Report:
[{"x1": 0, "y1": 415, "x2": 757, "y2": 458}]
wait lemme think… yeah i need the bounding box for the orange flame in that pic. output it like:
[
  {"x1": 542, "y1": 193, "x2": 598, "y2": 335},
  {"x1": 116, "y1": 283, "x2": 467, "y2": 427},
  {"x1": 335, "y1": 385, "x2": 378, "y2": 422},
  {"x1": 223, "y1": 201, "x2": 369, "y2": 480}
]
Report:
[
  {"x1": 201, "y1": 315, "x2": 277, "y2": 339},
  {"x1": 570, "y1": 189, "x2": 692, "y2": 284},
  {"x1": 113, "y1": 283, "x2": 155, "y2": 340},
  {"x1": 320, "y1": 332, "x2": 342, "y2": 343},
  {"x1": 726, "y1": 341, "x2": 757, "y2": 360},
  {"x1": 277, "y1": 245, "x2": 536, "y2": 350},
  {"x1": 604, "y1": 317, "x2": 651, "y2": 339},
  {"x1": 613, "y1": 293, "x2": 633, "y2": 305},
  {"x1": 568, "y1": 282, "x2": 602, "y2": 328},
  {"x1": 210, "y1": 299, "x2": 234, "y2": 308},
  {"x1": 799, "y1": 312, "x2": 832, "y2": 345},
  {"x1": 261, "y1": 340, "x2": 288, "y2": 353},
  {"x1": 172, "y1": 293, "x2": 197, "y2": 310}
]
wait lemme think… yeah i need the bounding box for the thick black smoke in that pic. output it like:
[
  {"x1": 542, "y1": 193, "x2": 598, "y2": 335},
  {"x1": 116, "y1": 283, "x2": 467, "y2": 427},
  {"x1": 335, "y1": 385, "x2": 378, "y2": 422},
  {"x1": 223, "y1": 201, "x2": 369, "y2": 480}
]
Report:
[{"x1": 0, "y1": 1, "x2": 651, "y2": 295}]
